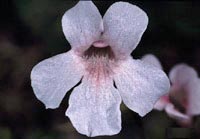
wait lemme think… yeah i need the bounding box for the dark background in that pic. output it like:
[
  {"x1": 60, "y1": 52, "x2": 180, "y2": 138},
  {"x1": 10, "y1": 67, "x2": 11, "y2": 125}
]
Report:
[{"x1": 0, "y1": 0, "x2": 200, "y2": 139}]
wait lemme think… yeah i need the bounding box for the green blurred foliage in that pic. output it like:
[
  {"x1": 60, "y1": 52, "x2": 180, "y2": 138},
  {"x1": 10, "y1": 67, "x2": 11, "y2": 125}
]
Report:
[
  {"x1": 0, "y1": 127, "x2": 12, "y2": 139},
  {"x1": 15, "y1": 0, "x2": 78, "y2": 53},
  {"x1": 143, "y1": 111, "x2": 171, "y2": 139}
]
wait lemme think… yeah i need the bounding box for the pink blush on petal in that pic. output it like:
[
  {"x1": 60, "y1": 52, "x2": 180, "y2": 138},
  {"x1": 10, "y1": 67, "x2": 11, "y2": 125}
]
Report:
[
  {"x1": 93, "y1": 40, "x2": 108, "y2": 48},
  {"x1": 154, "y1": 95, "x2": 170, "y2": 111},
  {"x1": 161, "y1": 95, "x2": 170, "y2": 103}
]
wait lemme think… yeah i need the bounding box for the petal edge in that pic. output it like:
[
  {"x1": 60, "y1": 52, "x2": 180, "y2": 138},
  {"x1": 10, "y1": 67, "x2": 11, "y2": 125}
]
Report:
[
  {"x1": 66, "y1": 75, "x2": 121, "y2": 137},
  {"x1": 31, "y1": 51, "x2": 84, "y2": 109},
  {"x1": 114, "y1": 57, "x2": 170, "y2": 116}
]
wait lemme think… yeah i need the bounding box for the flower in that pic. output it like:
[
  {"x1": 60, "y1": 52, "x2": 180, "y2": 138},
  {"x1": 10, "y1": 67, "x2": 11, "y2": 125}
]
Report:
[
  {"x1": 31, "y1": 1, "x2": 170, "y2": 137},
  {"x1": 142, "y1": 54, "x2": 200, "y2": 126}
]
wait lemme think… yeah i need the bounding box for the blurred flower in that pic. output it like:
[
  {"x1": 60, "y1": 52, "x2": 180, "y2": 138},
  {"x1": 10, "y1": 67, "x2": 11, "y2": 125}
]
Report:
[
  {"x1": 142, "y1": 54, "x2": 200, "y2": 126},
  {"x1": 31, "y1": 1, "x2": 170, "y2": 137}
]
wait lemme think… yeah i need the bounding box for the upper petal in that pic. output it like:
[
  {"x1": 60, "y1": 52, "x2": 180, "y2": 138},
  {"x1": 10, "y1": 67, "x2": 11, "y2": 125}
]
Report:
[
  {"x1": 31, "y1": 51, "x2": 84, "y2": 109},
  {"x1": 169, "y1": 63, "x2": 198, "y2": 87},
  {"x1": 141, "y1": 54, "x2": 163, "y2": 70},
  {"x1": 186, "y1": 78, "x2": 200, "y2": 116},
  {"x1": 62, "y1": 1, "x2": 103, "y2": 53},
  {"x1": 66, "y1": 75, "x2": 121, "y2": 137},
  {"x1": 114, "y1": 57, "x2": 170, "y2": 116},
  {"x1": 103, "y1": 2, "x2": 148, "y2": 59}
]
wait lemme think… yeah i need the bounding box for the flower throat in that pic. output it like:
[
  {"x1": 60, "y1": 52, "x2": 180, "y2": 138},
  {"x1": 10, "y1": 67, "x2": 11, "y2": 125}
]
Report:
[{"x1": 82, "y1": 46, "x2": 116, "y2": 83}]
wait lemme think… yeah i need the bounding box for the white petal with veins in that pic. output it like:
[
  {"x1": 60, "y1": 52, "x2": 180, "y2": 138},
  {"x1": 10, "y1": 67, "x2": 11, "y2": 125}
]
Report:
[
  {"x1": 31, "y1": 51, "x2": 84, "y2": 109},
  {"x1": 114, "y1": 57, "x2": 170, "y2": 116},
  {"x1": 62, "y1": 1, "x2": 103, "y2": 53},
  {"x1": 66, "y1": 75, "x2": 121, "y2": 137},
  {"x1": 103, "y1": 2, "x2": 148, "y2": 59}
]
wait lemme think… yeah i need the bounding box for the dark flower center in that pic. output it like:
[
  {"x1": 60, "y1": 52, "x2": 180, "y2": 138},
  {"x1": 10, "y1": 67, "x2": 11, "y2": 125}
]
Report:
[
  {"x1": 82, "y1": 46, "x2": 117, "y2": 83},
  {"x1": 83, "y1": 46, "x2": 115, "y2": 60}
]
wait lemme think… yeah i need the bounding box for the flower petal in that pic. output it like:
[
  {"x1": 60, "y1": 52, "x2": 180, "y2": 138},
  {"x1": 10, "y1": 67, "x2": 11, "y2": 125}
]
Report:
[
  {"x1": 154, "y1": 95, "x2": 169, "y2": 111},
  {"x1": 186, "y1": 78, "x2": 200, "y2": 116},
  {"x1": 103, "y1": 2, "x2": 148, "y2": 59},
  {"x1": 62, "y1": 1, "x2": 103, "y2": 53},
  {"x1": 66, "y1": 76, "x2": 121, "y2": 137},
  {"x1": 169, "y1": 64, "x2": 198, "y2": 87},
  {"x1": 165, "y1": 103, "x2": 191, "y2": 122},
  {"x1": 31, "y1": 51, "x2": 84, "y2": 109},
  {"x1": 141, "y1": 54, "x2": 163, "y2": 69},
  {"x1": 114, "y1": 57, "x2": 170, "y2": 116}
]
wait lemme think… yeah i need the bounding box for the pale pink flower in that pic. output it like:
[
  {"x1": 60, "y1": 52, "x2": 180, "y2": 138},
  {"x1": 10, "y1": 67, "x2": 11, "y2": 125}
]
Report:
[
  {"x1": 142, "y1": 54, "x2": 200, "y2": 126},
  {"x1": 31, "y1": 2, "x2": 170, "y2": 137}
]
